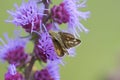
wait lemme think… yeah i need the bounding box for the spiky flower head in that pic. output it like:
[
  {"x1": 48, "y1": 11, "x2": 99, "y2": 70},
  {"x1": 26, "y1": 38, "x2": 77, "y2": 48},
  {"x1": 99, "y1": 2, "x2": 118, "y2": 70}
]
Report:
[
  {"x1": 51, "y1": 0, "x2": 90, "y2": 37},
  {"x1": 64, "y1": 0, "x2": 90, "y2": 37},
  {"x1": 0, "y1": 31, "x2": 29, "y2": 67},
  {"x1": 34, "y1": 25, "x2": 60, "y2": 62},
  {"x1": 51, "y1": 3, "x2": 70, "y2": 24},
  {"x1": 7, "y1": 0, "x2": 44, "y2": 33},
  {"x1": 5, "y1": 64, "x2": 24, "y2": 80},
  {"x1": 34, "y1": 62, "x2": 60, "y2": 80}
]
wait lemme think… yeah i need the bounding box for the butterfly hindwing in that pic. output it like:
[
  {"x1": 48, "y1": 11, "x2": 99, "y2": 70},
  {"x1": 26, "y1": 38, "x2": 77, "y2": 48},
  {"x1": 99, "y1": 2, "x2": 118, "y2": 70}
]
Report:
[{"x1": 52, "y1": 38, "x2": 68, "y2": 57}]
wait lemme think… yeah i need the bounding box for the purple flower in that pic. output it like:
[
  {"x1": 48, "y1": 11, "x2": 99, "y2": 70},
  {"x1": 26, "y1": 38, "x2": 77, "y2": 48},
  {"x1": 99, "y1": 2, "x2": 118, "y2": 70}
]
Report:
[
  {"x1": 64, "y1": 0, "x2": 90, "y2": 37},
  {"x1": 51, "y1": 3, "x2": 70, "y2": 24},
  {"x1": 7, "y1": 0, "x2": 44, "y2": 33},
  {"x1": 0, "y1": 32, "x2": 28, "y2": 67},
  {"x1": 34, "y1": 27, "x2": 60, "y2": 62},
  {"x1": 51, "y1": 0, "x2": 90, "y2": 37},
  {"x1": 5, "y1": 64, "x2": 24, "y2": 80},
  {"x1": 34, "y1": 62, "x2": 60, "y2": 80}
]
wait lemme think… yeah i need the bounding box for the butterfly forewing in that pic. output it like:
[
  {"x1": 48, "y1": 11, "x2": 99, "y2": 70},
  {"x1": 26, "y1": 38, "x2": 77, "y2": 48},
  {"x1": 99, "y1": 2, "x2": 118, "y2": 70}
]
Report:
[{"x1": 58, "y1": 32, "x2": 81, "y2": 49}]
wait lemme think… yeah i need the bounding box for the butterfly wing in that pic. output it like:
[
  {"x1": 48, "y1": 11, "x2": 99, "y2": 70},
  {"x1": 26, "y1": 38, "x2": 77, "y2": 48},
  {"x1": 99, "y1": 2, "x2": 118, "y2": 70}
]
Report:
[
  {"x1": 58, "y1": 32, "x2": 81, "y2": 49},
  {"x1": 52, "y1": 39, "x2": 68, "y2": 57},
  {"x1": 49, "y1": 31, "x2": 69, "y2": 57}
]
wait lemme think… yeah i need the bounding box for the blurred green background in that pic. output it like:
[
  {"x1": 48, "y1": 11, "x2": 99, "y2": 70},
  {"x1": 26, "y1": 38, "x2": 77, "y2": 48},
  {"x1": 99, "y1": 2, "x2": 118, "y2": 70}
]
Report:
[{"x1": 0, "y1": 0, "x2": 120, "y2": 80}]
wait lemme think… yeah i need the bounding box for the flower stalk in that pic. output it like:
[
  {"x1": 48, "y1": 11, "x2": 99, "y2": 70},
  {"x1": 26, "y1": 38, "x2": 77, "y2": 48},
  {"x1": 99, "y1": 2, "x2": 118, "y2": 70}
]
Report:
[{"x1": 24, "y1": 54, "x2": 36, "y2": 80}]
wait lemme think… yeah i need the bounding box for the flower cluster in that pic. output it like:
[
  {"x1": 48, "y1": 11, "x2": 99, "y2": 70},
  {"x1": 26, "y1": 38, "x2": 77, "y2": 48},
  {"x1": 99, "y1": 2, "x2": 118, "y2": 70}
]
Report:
[{"x1": 0, "y1": 0, "x2": 90, "y2": 80}]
